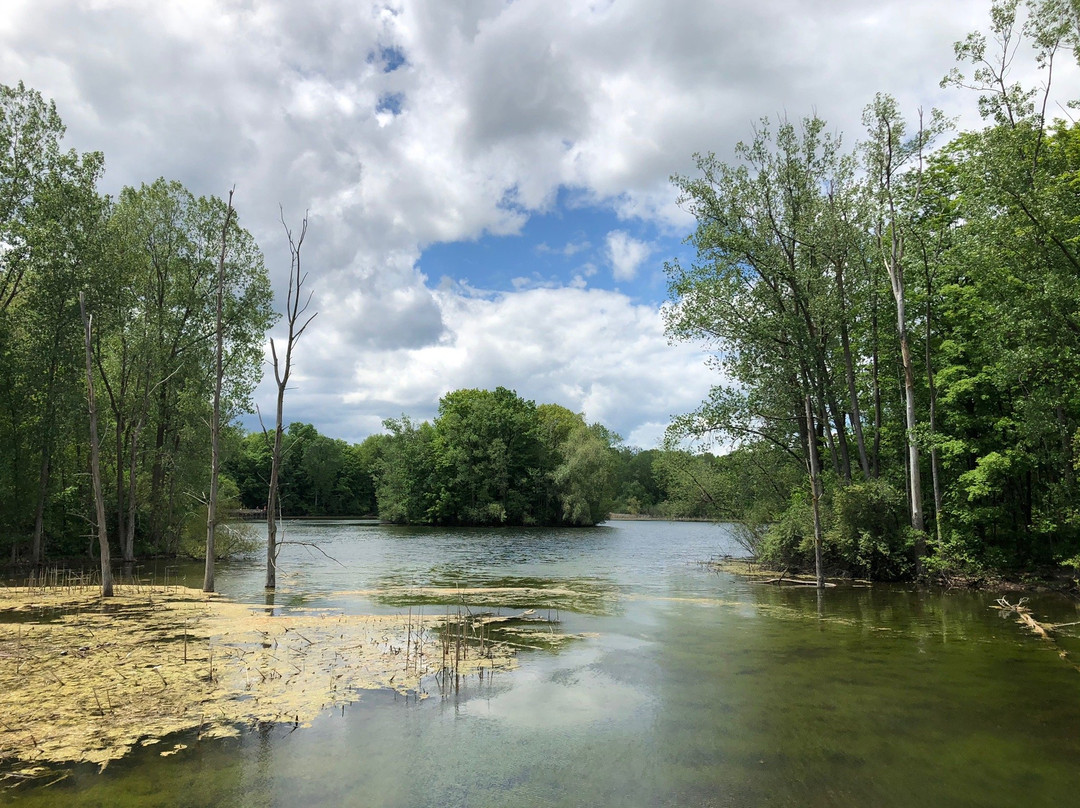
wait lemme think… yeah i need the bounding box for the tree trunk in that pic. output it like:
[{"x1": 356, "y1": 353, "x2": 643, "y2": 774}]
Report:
[
  {"x1": 31, "y1": 352, "x2": 59, "y2": 566},
  {"x1": 204, "y1": 191, "x2": 235, "y2": 593},
  {"x1": 925, "y1": 289, "x2": 943, "y2": 547},
  {"x1": 267, "y1": 211, "x2": 316, "y2": 589},
  {"x1": 31, "y1": 448, "x2": 50, "y2": 565},
  {"x1": 115, "y1": 420, "x2": 128, "y2": 558},
  {"x1": 804, "y1": 394, "x2": 825, "y2": 590},
  {"x1": 870, "y1": 281, "x2": 882, "y2": 479},
  {"x1": 835, "y1": 262, "x2": 871, "y2": 480},
  {"x1": 80, "y1": 291, "x2": 113, "y2": 597},
  {"x1": 897, "y1": 314, "x2": 925, "y2": 537},
  {"x1": 266, "y1": 425, "x2": 281, "y2": 589},
  {"x1": 124, "y1": 417, "x2": 145, "y2": 563}
]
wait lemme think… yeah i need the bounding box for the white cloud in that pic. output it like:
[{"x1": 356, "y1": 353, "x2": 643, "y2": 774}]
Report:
[
  {"x1": 3, "y1": 0, "x2": 1074, "y2": 444},
  {"x1": 605, "y1": 230, "x2": 652, "y2": 282},
  {"x1": 326, "y1": 285, "x2": 717, "y2": 442}
]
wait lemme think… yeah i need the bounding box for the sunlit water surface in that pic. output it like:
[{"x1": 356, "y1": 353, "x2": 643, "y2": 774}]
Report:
[{"x1": 6, "y1": 520, "x2": 1080, "y2": 807}]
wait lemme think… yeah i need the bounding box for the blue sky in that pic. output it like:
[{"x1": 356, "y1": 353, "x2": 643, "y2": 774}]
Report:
[
  {"x1": 5, "y1": 0, "x2": 1067, "y2": 448},
  {"x1": 419, "y1": 189, "x2": 690, "y2": 304}
]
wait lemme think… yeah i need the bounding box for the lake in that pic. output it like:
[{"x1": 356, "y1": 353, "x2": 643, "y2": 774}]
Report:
[{"x1": 5, "y1": 519, "x2": 1080, "y2": 807}]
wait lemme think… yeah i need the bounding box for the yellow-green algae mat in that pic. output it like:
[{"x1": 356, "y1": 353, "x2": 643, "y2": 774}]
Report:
[{"x1": 0, "y1": 584, "x2": 516, "y2": 780}]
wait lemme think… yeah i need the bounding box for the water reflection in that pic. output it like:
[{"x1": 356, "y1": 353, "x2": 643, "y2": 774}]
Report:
[{"x1": 5, "y1": 521, "x2": 1080, "y2": 806}]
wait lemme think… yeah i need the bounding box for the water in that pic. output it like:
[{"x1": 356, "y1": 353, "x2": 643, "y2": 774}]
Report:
[{"x1": 5, "y1": 520, "x2": 1080, "y2": 807}]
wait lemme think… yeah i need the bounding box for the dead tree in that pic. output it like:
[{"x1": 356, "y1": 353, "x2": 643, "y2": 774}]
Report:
[{"x1": 265, "y1": 210, "x2": 316, "y2": 589}]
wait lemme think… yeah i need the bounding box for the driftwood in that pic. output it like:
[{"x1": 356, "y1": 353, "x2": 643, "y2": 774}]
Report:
[
  {"x1": 761, "y1": 577, "x2": 837, "y2": 588},
  {"x1": 993, "y1": 597, "x2": 1079, "y2": 672}
]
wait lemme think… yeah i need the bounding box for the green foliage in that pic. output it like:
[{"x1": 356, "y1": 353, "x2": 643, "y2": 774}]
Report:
[
  {"x1": 178, "y1": 477, "x2": 260, "y2": 560},
  {"x1": 826, "y1": 480, "x2": 914, "y2": 580},
  {"x1": 227, "y1": 424, "x2": 382, "y2": 518},
  {"x1": 0, "y1": 81, "x2": 274, "y2": 564},
  {"x1": 376, "y1": 417, "x2": 436, "y2": 524},
  {"x1": 373, "y1": 389, "x2": 616, "y2": 527},
  {"x1": 665, "y1": 3, "x2": 1080, "y2": 579},
  {"x1": 429, "y1": 387, "x2": 542, "y2": 525},
  {"x1": 758, "y1": 494, "x2": 815, "y2": 570},
  {"x1": 757, "y1": 480, "x2": 913, "y2": 579}
]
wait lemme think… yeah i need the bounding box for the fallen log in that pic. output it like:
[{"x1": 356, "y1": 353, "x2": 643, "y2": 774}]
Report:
[
  {"x1": 761, "y1": 578, "x2": 837, "y2": 588},
  {"x1": 993, "y1": 597, "x2": 1079, "y2": 672}
]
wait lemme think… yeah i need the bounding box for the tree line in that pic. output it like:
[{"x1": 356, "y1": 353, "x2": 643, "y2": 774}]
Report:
[
  {"x1": 229, "y1": 387, "x2": 647, "y2": 528},
  {"x1": 664, "y1": 0, "x2": 1080, "y2": 580},
  {"x1": 224, "y1": 403, "x2": 763, "y2": 528},
  {"x1": 0, "y1": 81, "x2": 274, "y2": 565},
  {"x1": 5, "y1": 0, "x2": 1076, "y2": 584}
]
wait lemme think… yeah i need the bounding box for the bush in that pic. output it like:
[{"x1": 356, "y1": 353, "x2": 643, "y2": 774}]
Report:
[
  {"x1": 825, "y1": 479, "x2": 913, "y2": 580},
  {"x1": 759, "y1": 493, "x2": 815, "y2": 570},
  {"x1": 178, "y1": 477, "x2": 262, "y2": 560},
  {"x1": 759, "y1": 479, "x2": 914, "y2": 580}
]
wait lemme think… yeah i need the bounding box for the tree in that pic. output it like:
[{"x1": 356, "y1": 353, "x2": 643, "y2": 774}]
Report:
[
  {"x1": 429, "y1": 387, "x2": 542, "y2": 525},
  {"x1": 79, "y1": 292, "x2": 113, "y2": 597},
  {"x1": 107, "y1": 179, "x2": 273, "y2": 558},
  {"x1": 265, "y1": 212, "x2": 316, "y2": 589},
  {"x1": 376, "y1": 416, "x2": 436, "y2": 524},
  {"x1": 0, "y1": 81, "x2": 106, "y2": 563},
  {"x1": 861, "y1": 94, "x2": 948, "y2": 568},
  {"x1": 204, "y1": 189, "x2": 235, "y2": 593},
  {"x1": 537, "y1": 405, "x2": 616, "y2": 525}
]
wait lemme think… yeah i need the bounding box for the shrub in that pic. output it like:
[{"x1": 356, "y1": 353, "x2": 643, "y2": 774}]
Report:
[
  {"x1": 825, "y1": 479, "x2": 912, "y2": 580},
  {"x1": 178, "y1": 477, "x2": 262, "y2": 560}
]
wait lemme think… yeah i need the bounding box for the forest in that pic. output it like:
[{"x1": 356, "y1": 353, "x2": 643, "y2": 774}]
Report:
[
  {"x1": 1, "y1": 0, "x2": 1079, "y2": 582},
  {"x1": 663, "y1": 0, "x2": 1080, "y2": 580}
]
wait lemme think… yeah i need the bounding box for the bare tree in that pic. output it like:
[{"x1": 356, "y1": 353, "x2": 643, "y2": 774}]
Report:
[
  {"x1": 204, "y1": 189, "x2": 235, "y2": 593},
  {"x1": 265, "y1": 210, "x2": 316, "y2": 589},
  {"x1": 79, "y1": 291, "x2": 114, "y2": 597}
]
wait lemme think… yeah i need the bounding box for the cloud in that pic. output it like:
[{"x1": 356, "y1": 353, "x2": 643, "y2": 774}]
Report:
[
  {"x1": 311, "y1": 285, "x2": 719, "y2": 442},
  {"x1": 605, "y1": 230, "x2": 652, "y2": 282},
  {"x1": 4, "y1": 0, "x2": 1074, "y2": 446}
]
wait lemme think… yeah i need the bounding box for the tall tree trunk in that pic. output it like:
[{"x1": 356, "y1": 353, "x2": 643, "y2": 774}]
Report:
[
  {"x1": 204, "y1": 190, "x2": 235, "y2": 593},
  {"x1": 835, "y1": 261, "x2": 871, "y2": 480},
  {"x1": 924, "y1": 283, "x2": 943, "y2": 548},
  {"x1": 871, "y1": 282, "x2": 882, "y2": 479},
  {"x1": 267, "y1": 210, "x2": 316, "y2": 590},
  {"x1": 150, "y1": 404, "x2": 167, "y2": 552},
  {"x1": 31, "y1": 352, "x2": 60, "y2": 565},
  {"x1": 80, "y1": 291, "x2": 113, "y2": 597},
  {"x1": 31, "y1": 448, "x2": 50, "y2": 566},
  {"x1": 896, "y1": 297, "x2": 925, "y2": 538},
  {"x1": 123, "y1": 415, "x2": 147, "y2": 563},
  {"x1": 116, "y1": 421, "x2": 129, "y2": 561},
  {"x1": 804, "y1": 394, "x2": 825, "y2": 590}
]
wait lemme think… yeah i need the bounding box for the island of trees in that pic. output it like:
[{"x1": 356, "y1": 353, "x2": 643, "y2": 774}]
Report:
[{"x1": 2, "y1": 0, "x2": 1080, "y2": 587}]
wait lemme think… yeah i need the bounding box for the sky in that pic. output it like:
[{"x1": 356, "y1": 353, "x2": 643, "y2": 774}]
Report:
[{"x1": 1, "y1": 0, "x2": 1069, "y2": 448}]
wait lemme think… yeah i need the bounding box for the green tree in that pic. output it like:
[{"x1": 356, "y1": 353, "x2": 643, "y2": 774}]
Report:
[
  {"x1": 0, "y1": 81, "x2": 107, "y2": 562},
  {"x1": 429, "y1": 387, "x2": 542, "y2": 525},
  {"x1": 376, "y1": 416, "x2": 436, "y2": 524}
]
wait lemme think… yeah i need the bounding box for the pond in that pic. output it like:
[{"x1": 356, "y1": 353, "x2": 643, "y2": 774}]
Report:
[{"x1": 5, "y1": 519, "x2": 1080, "y2": 807}]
